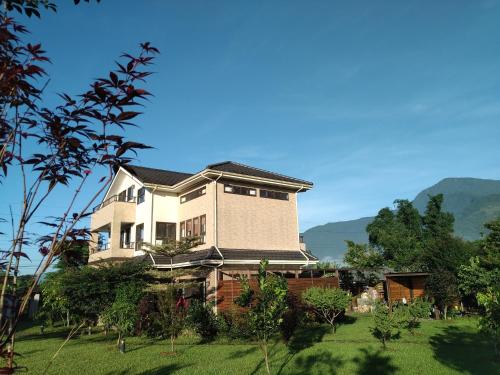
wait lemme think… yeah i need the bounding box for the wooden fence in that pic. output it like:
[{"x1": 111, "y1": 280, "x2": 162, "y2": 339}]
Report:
[{"x1": 217, "y1": 276, "x2": 339, "y2": 312}]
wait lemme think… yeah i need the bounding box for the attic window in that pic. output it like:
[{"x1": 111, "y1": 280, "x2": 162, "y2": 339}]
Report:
[
  {"x1": 224, "y1": 184, "x2": 256, "y2": 197},
  {"x1": 260, "y1": 189, "x2": 289, "y2": 201},
  {"x1": 180, "y1": 186, "x2": 206, "y2": 204}
]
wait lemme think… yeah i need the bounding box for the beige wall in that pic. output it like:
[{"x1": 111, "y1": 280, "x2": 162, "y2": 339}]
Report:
[
  {"x1": 178, "y1": 183, "x2": 215, "y2": 249},
  {"x1": 216, "y1": 182, "x2": 300, "y2": 251}
]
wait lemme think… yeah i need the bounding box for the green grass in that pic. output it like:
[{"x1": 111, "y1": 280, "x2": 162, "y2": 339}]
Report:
[{"x1": 14, "y1": 314, "x2": 500, "y2": 374}]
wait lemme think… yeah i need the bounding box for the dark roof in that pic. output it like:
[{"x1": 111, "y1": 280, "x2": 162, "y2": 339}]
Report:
[
  {"x1": 149, "y1": 248, "x2": 222, "y2": 265},
  {"x1": 219, "y1": 248, "x2": 314, "y2": 261},
  {"x1": 123, "y1": 165, "x2": 193, "y2": 186},
  {"x1": 207, "y1": 161, "x2": 313, "y2": 186},
  {"x1": 122, "y1": 161, "x2": 312, "y2": 188},
  {"x1": 149, "y1": 247, "x2": 317, "y2": 266}
]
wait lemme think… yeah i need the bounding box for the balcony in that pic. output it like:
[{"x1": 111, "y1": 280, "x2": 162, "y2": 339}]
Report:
[
  {"x1": 93, "y1": 194, "x2": 136, "y2": 213},
  {"x1": 90, "y1": 195, "x2": 136, "y2": 232}
]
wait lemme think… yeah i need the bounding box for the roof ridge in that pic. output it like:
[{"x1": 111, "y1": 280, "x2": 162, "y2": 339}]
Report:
[{"x1": 207, "y1": 161, "x2": 312, "y2": 185}]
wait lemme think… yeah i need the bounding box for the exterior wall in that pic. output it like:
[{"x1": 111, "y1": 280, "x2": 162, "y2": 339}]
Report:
[
  {"x1": 216, "y1": 181, "x2": 300, "y2": 251},
  {"x1": 178, "y1": 183, "x2": 215, "y2": 249},
  {"x1": 386, "y1": 275, "x2": 427, "y2": 304}
]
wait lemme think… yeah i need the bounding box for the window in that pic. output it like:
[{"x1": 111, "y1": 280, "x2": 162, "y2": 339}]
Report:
[
  {"x1": 180, "y1": 221, "x2": 186, "y2": 238},
  {"x1": 180, "y1": 215, "x2": 206, "y2": 243},
  {"x1": 260, "y1": 189, "x2": 289, "y2": 201},
  {"x1": 193, "y1": 217, "x2": 200, "y2": 237},
  {"x1": 126, "y1": 185, "x2": 135, "y2": 201},
  {"x1": 118, "y1": 190, "x2": 127, "y2": 202},
  {"x1": 200, "y1": 215, "x2": 206, "y2": 243},
  {"x1": 180, "y1": 186, "x2": 206, "y2": 204},
  {"x1": 137, "y1": 187, "x2": 145, "y2": 204},
  {"x1": 224, "y1": 184, "x2": 256, "y2": 197},
  {"x1": 136, "y1": 224, "x2": 144, "y2": 249},
  {"x1": 155, "y1": 222, "x2": 176, "y2": 245}
]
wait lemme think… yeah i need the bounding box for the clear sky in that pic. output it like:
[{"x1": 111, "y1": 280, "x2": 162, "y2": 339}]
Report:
[{"x1": 2, "y1": 0, "x2": 500, "y2": 272}]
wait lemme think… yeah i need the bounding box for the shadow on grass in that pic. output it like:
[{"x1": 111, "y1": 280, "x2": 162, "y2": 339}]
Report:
[
  {"x1": 293, "y1": 350, "x2": 344, "y2": 375},
  {"x1": 276, "y1": 324, "x2": 330, "y2": 374},
  {"x1": 352, "y1": 347, "x2": 397, "y2": 375},
  {"x1": 288, "y1": 324, "x2": 330, "y2": 354},
  {"x1": 138, "y1": 364, "x2": 191, "y2": 375},
  {"x1": 429, "y1": 325, "x2": 499, "y2": 374},
  {"x1": 339, "y1": 314, "x2": 358, "y2": 326}
]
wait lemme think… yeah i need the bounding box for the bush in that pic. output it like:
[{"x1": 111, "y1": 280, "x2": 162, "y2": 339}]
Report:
[
  {"x1": 218, "y1": 308, "x2": 252, "y2": 340},
  {"x1": 398, "y1": 298, "x2": 432, "y2": 335},
  {"x1": 302, "y1": 287, "x2": 351, "y2": 333},
  {"x1": 187, "y1": 299, "x2": 218, "y2": 342}
]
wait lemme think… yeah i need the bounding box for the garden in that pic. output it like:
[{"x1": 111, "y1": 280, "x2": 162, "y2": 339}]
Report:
[{"x1": 16, "y1": 312, "x2": 497, "y2": 374}]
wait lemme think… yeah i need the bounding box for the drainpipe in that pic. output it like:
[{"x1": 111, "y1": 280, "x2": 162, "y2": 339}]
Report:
[{"x1": 200, "y1": 172, "x2": 223, "y2": 314}]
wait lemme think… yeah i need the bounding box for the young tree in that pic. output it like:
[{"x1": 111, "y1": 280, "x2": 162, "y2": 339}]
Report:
[
  {"x1": 154, "y1": 286, "x2": 187, "y2": 354},
  {"x1": 235, "y1": 260, "x2": 288, "y2": 375},
  {"x1": 101, "y1": 282, "x2": 144, "y2": 350},
  {"x1": 371, "y1": 302, "x2": 405, "y2": 349},
  {"x1": 144, "y1": 238, "x2": 199, "y2": 353},
  {"x1": 0, "y1": 12, "x2": 157, "y2": 367},
  {"x1": 302, "y1": 287, "x2": 351, "y2": 333},
  {"x1": 425, "y1": 271, "x2": 460, "y2": 320}
]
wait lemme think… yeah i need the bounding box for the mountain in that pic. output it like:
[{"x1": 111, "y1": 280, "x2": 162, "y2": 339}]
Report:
[{"x1": 302, "y1": 178, "x2": 500, "y2": 262}]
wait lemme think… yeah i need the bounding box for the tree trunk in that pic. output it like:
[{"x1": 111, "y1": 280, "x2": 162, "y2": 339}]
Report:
[
  {"x1": 443, "y1": 305, "x2": 448, "y2": 320},
  {"x1": 66, "y1": 311, "x2": 70, "y2": 327},
  {"x1": 170, "y1": 334, "x2": 174, "y2": 353},
  {"x1": 262, "y1": 341, "x2": 270, "y2": 375}
]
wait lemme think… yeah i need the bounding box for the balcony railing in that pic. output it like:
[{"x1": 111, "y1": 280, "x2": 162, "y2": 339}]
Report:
[
  {"x1": 120, "y1": 241, "x2": 135, "y2": 249},
  {"x1": 93, "y1": 195, "x2": 136, "y2": 213},
  {"x1": 97, "y1": 242, "x2": 110, "y2": 252}
]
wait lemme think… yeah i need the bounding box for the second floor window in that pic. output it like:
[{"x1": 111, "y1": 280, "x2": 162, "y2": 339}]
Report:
[
  {"x1": 137, "y1": 187, "x2": 145, "y2": 204},
  {"x1": 156, "y1": 222, "x2": 176, "y2": 245},
  {"x1": 180, "y1": 186, "x2": 206, "y2": 204},
  {"x1": 180, "y1": 214, "x2": 206, "y2": 244},
  {"x1": 224, "y1": 184, "x2": 256, "y2": 197},
  {"x1": 260, "y1": 189, "x2": 289, "y2": 201}
]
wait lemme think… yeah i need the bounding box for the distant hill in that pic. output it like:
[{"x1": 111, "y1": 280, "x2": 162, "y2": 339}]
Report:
[{"x1": 302, "y1": 178, "x2": 500, "y2": 262}]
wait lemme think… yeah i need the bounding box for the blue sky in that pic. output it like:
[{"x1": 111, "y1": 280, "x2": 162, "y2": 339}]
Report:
[{"x1": 2, "y1": 0, "x2": 500, "y2": 272}]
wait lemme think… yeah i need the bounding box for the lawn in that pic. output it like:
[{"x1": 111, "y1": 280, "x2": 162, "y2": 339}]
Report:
[{"x1": 14, "y1": 314, "x2": 499, "y2": 374}]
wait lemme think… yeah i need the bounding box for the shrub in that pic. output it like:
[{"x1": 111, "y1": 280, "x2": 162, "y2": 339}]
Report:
[
  {"x1": 401, "y1": 298, "x2": 432, "y2": 335},
  {"x1": 187, "y1": 299, "x2": 218, "y2": 342},
  {"x1": 217, "y1": 308, "x2": 252, "y2": 340},
  {"x1": 302, "y1": 287, "x2": 351, "y2": 333}
]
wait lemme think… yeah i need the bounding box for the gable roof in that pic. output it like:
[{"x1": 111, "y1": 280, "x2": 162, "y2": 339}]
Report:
[
  {"x1": 206, "y1": 161, "x2": 313, "y2": 186},
  {"x1": 123, "y1": 165, "x2": 193, "y2": 186}
]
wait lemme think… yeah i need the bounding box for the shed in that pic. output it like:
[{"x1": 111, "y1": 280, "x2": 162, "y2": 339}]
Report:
[{"x1": 385, "y1": 272, "x2": 430, "y2": 304}]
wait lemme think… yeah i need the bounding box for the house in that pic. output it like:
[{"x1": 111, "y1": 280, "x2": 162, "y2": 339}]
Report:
[{"x1": 89, "y1": 161, "x2": 319, "y2": 310}]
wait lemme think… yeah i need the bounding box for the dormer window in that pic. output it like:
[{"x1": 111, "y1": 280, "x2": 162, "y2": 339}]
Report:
[
  {"x1": 224, "y1": 184, "x2": 256, "y2": 197},
  {"x1": 180, "y1": 186, "x2": 206, "y2": 204}
]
